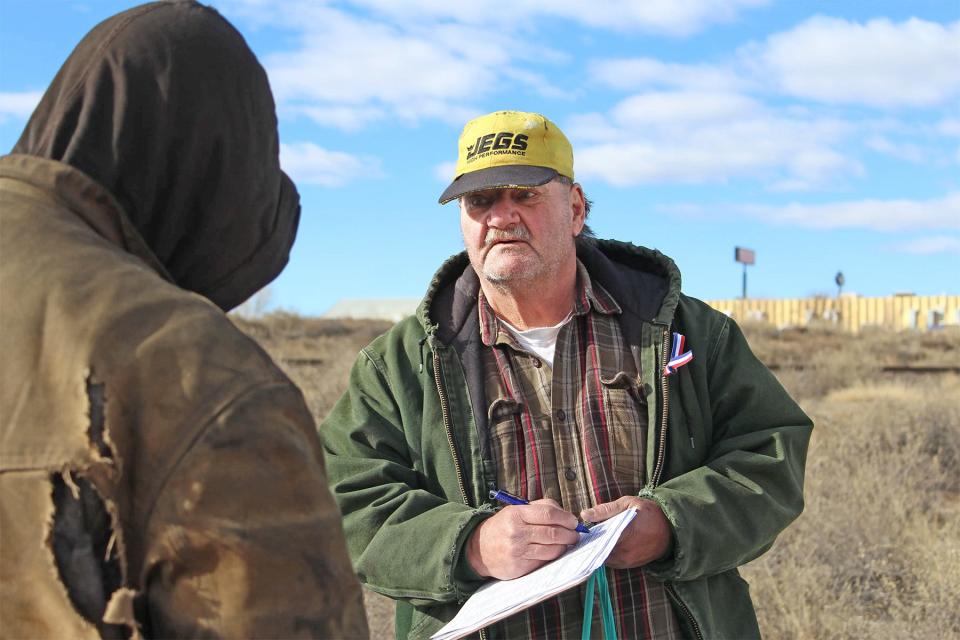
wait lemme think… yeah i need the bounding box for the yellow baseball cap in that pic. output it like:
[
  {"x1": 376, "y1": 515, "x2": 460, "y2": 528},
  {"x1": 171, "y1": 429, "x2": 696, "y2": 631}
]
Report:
[{"x1": 438, "y1": 110, "x2": 574, "y2": 204}]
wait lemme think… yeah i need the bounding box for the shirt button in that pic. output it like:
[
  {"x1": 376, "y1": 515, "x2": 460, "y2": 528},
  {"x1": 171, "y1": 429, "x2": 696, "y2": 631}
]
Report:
[
  {"x1": 564, "y1": 468, "x2": 577, "y2": 481},
  {"x1": 555, "y1": 409, "x2": 566, "y2": 421}
]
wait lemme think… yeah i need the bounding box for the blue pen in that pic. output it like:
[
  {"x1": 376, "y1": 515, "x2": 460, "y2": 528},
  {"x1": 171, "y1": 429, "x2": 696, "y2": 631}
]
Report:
[{"x1": 489, "y1": 489, "x2": 592, "y2": 533}]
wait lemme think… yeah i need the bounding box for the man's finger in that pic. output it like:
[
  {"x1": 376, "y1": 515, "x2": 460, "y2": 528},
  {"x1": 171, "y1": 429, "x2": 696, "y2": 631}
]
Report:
[
  {"x1": 523, "y1": 522, "x2": 580, "y2": 547},
  {"x1": 522, "y1": 542, "x2": 572, "y2": 562},
  {"x1": 516, "y1": 503, "x2": 579, "y2": 529},
  {"x1": 581, "y1": 496, "x2": 640, "y2": 522}
]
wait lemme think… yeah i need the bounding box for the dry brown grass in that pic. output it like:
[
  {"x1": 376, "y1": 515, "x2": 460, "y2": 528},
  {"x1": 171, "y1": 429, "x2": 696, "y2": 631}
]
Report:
[
  {"x1": 236, "y1": 313, "x2": 960, "y2": 639},
  {"x1": 742, "y1": 325, "x2": 960, "y2": 639},
  {"x1": 234, "y1": 313, "x2": 392, "y2": 421}
]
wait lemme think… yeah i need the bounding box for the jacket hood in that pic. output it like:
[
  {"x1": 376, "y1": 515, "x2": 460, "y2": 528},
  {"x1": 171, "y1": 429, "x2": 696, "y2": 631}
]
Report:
[
  {"x1": 12, "y1": 0, "x2": 300, "y2": 311},
  {"x1": 416, "y1": 238, "x2": 682, "y2": 343}
]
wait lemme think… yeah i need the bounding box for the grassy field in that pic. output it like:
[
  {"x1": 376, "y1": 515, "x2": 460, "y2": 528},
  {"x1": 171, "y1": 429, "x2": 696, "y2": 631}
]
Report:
[{"x1": 235, "y1": 314, "x2": 960, "y2": 639}]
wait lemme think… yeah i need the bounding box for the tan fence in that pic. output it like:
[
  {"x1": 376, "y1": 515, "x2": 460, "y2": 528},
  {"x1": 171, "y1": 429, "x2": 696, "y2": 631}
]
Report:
[{"x1": 705, "y1": 295, "x2": 960, "y2": 333}]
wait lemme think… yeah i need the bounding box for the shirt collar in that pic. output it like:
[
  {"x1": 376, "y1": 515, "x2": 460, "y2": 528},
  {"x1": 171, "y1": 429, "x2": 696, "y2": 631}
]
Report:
[
  {"x1": 478, "y1": 259, "x2": 622, "y2": 347},
  {"x1": 574, "y1": 258, "x2": 622, "y2": 317}
]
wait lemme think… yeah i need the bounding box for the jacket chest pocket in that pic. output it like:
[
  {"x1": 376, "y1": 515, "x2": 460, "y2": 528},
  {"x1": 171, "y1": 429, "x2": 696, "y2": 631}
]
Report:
[
  {"x1": 487, "y1": 397, "x2": 554, "y2": 499},
  {"x1": 600, "y1": 372, "x2": 647, "y2": 494}
]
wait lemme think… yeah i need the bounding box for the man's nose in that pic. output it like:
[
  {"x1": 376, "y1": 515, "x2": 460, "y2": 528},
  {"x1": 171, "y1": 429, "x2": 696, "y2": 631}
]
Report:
[{"x1": 486, "y1": 193, "x2": 521, "y2": 227}]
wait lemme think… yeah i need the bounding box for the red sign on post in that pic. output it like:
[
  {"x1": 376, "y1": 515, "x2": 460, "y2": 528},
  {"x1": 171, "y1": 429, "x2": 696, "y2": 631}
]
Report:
[{"x1": 735, "y1": 247, "x2": 755, "y2": 265}]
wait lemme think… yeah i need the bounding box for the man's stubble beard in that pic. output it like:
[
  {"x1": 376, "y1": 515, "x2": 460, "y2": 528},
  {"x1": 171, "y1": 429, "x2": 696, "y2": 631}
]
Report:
[
  {"x1": 476, "y1": 225, "x2": 573, "y2": 290},
  {"x1": 476, "y1": 225, "x2": 539, "y2": 286}
]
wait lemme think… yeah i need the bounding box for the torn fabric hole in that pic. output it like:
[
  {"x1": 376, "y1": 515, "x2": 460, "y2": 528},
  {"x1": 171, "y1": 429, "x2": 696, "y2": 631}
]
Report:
[
  {"x1": 86, "y1": 377, "x2": 112, "y2": 460},
  {"x1": 51, "y1": 473, "x2": 130, "y2": 639}
]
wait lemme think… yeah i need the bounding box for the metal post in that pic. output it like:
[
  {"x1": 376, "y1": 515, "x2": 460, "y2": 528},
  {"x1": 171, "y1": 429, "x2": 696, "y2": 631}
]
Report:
[{"x1": 735, "y1": 247, "x2": 755, "y2": 300}]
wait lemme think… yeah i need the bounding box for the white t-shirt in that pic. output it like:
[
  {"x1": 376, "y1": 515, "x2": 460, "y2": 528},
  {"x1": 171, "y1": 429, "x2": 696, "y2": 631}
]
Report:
[{"x1": 500, "y1": 312, "x2": 574, "y2": 368}]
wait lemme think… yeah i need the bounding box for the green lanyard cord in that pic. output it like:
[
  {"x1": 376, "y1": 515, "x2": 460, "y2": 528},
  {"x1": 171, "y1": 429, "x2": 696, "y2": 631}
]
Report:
[{"x1": 581, "y1": 566, "x2": 618, "y2": 640}]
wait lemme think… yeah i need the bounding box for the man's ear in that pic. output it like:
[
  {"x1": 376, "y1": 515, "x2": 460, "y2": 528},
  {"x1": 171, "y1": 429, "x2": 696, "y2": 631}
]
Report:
[{"x1": 570, "y1": 183, "x2": 586, "y2": 236}]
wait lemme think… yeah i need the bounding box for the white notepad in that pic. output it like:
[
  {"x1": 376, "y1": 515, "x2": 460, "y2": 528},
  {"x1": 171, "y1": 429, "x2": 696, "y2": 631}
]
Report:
[{"x1": 431, "y1": 508, "x2": 637, "y2": 640}]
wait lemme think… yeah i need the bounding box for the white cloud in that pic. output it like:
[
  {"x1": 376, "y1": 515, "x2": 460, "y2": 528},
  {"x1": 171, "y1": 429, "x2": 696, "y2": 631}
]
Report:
[
  {"x1": 0, "y1": 91, "x2": 42, "y2": 124},
  {"x1": 571, "y1": 91, "x2": 858, "y2": 188},
  {"x1": 865, "y1": 136, "x2": 928, "y2": 163},
  {"x1": 749, "y1": 17, "x2": 960, "y2": 108},
  {"x1": 571, "y1": 0, "x2": 770, "y2": 35},
  {"x1": 589, "y1": 58, "x2": 747, "y2": 92},
  {"x1": 937, "y1": 118, "x2": 960, "y2": 137},
  {"x1": 352, "y1": 0, "x2": 770, "y2": 36},
  {"x1": 219, "y1": 0, "x2": 770, "y2": 132},
  {"x1": 893, "y1": 235, "x2": 960, "y2": 255},
  {"x1": 611, "y1": 91, "x2": 760, "y2": 127},
  {"x1": 280, "y1": 142, "x2": 381, "y2": 187},
  {"x1": 577, "y1": 17, "x2": 960, "y2": 190},
  {"x1": 592, "y1": 18, "x2": 960, "y2": 109},
  {"x1": 222, "y1": 0, "x2": 563, "y2": 130},
  {"x1": 217, "y1": 1, "x2": 957, "y2": 195},
  {"x1": 740, "y1": 193, "x2": 960, "y2": 232},
  {"x1": 589, "y1": 16, "x2": 960, "y2": 115},
  {"x1": 293, "y1": 106, "x2": 388, "y2": 131},
  {"x1": 658, "y1": 193, "x2": 960, "y2": 233},
  {"x1": 564, "y1": 113, "x2": 623, "y2": 143},
  {"x1": 265, "y1": 19, "x2": 491, "y2": 111}
]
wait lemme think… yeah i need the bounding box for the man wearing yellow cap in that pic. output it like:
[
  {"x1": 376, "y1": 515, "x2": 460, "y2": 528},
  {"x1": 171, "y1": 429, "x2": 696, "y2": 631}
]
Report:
[{"x1": 323, "y1": 111, "x2": 812, "y2": 639}]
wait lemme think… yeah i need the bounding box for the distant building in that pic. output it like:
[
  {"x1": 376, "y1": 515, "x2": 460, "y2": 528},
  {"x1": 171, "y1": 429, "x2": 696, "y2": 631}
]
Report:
[{"x1": 323, "y1": 298, "x2": 420, "y2": 322}]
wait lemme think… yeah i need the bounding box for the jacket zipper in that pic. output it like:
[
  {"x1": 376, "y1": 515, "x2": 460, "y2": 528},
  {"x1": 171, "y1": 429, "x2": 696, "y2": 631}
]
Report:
[
  {"x1": 650, "y1": 327, "x2": 671, "y2": 487},
  {"x1": 433, "y1": 350, "x2": 488, "y2": 640},
  {"x1": 666, "y1": 584, "x2": 705, "y2": 640},
  {"x1": 433, "y1": 350, "x2": 469, "y2": 506},
  {"x1": 652, "y1": 327, "x2": 705, "y2": 640}
]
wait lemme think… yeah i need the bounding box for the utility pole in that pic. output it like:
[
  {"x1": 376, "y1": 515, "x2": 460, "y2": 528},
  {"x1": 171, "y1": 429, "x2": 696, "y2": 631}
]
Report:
[{"x1": 735, "y1": 247, "x2": 755, "y2": 299}]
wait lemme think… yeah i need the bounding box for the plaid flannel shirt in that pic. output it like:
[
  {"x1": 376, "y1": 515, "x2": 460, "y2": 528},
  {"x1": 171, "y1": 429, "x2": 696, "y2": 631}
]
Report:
[{"x1": 479, "y1": 261, "x2": 681, "y2": 639}]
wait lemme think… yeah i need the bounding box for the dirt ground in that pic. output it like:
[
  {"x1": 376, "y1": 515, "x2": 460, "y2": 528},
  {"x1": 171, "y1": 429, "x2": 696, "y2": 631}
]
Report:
[{"x1": 236, "y1": 314, "x2": 960, "y2": 639}]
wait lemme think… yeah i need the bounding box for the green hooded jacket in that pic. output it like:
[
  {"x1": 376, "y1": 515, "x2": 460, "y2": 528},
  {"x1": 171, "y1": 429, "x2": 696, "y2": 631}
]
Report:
[{"x1": 322, "y1": 238, "x2": 812, "y2": 639}]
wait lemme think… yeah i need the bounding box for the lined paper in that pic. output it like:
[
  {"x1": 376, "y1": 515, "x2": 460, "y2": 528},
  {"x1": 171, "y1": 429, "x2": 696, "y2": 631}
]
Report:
[{"x1": 431, "y1": 508, "x2": 637, "y2": 640}]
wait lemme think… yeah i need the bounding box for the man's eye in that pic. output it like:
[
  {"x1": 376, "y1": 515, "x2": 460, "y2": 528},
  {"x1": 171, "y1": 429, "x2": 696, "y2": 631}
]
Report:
[
  {"x1": 467, "y1": 195, "x2": 491, "y2": 208},
  {"x1": 517, "y1": 190, "x2": 537, "y2": 200}
]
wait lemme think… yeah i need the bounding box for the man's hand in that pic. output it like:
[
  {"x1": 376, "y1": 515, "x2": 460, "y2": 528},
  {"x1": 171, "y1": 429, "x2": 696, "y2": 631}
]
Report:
[
  {"x1": 467, "y1": 498, "x2": 581, "y2": 580},
  {"x1": 581, "y1": 497, "x2": 672, "y2": 569}
]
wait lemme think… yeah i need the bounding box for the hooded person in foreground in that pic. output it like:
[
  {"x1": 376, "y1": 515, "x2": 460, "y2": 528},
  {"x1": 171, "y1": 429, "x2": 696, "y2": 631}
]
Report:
[{"x1": 0, "y1": 2, "x2": 368, "y2": 637}]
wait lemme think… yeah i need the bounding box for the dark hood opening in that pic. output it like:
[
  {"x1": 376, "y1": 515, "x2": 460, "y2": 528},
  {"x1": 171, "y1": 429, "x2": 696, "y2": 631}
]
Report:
[{"x1": 13, "y1": 0, "x2": 301, "y2": 311}]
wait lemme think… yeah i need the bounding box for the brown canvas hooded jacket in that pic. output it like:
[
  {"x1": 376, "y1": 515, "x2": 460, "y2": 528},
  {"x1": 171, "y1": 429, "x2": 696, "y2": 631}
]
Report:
[{"x1": 0, "y1": 2, "x2": 367, "y2": 638}]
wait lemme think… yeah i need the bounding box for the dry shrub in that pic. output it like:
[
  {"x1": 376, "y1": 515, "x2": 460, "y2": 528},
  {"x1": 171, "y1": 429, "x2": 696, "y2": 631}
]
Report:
[
  {"x1": 234, "y1": 314, "x2": 392, "y2": 420},
  {"x1": 741, "y1": 375, "x2": 960, "y2": 639},
  {"x1": 745, "y1": 324, "x2": 960, "y2": 400},
  {"x1": 742, "y1": 324, "x2": 874, "y2": 399}
]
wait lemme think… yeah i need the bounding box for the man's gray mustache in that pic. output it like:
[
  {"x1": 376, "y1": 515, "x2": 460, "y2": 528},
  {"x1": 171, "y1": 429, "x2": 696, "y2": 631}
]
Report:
[{"x1": 484, "y1": 227, "x2": 531, "y2": 247}]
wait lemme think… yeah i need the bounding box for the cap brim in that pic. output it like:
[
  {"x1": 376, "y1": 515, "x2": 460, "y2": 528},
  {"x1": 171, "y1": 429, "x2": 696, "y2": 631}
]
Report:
[{"x1": 438, "y1": 165, "x2": 558, "y2": 205}]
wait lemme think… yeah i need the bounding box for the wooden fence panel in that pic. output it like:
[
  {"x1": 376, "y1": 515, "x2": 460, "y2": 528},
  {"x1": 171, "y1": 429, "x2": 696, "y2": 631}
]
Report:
[{"x1": 704, "y1": 295, "x2": 960, "y2": 333}]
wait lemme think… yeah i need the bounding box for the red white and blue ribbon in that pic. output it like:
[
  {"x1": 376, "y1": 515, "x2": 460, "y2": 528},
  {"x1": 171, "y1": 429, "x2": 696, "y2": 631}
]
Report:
[{"x1": 663, "y1": 331, "x2": 693, "y2": 376}]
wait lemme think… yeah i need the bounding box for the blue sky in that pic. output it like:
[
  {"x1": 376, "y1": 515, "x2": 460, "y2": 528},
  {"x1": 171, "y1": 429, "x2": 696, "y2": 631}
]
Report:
[{"x1": 1, "y1": 0, "x2": 958, "y2": 315}]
